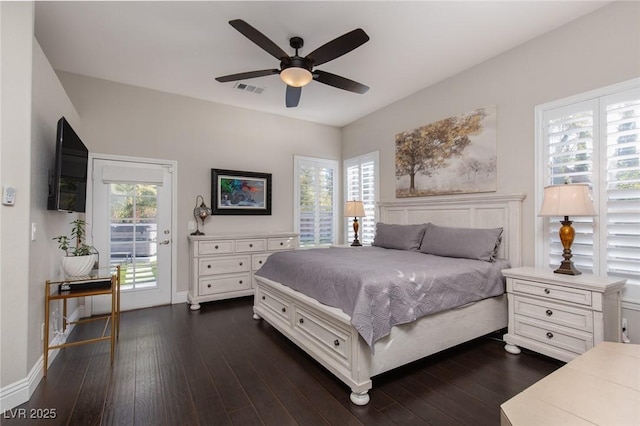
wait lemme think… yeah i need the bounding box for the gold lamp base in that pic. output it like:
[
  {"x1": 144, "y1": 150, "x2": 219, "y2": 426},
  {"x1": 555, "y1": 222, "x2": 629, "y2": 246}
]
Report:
[
  {"x1": 351, "y1": 217, "x2": 362, "y2": 247},
  {"x1": 554, "y1": 216, "x2": 581, "y2": 275}
]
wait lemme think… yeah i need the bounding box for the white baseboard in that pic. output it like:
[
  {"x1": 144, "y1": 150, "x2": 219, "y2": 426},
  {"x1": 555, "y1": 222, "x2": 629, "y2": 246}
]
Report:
[
  {"x1": 172, "y1": 290, "x2": 188, "y2": 304},
  {"x1": 0, "y1": 306, "x2": 81, "y2": 413}
]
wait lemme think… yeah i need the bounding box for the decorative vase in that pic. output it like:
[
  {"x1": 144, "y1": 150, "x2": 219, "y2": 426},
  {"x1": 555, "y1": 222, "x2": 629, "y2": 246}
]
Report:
[{"x1": 62, "y1": 254, "x2": 97, "y2": 277}]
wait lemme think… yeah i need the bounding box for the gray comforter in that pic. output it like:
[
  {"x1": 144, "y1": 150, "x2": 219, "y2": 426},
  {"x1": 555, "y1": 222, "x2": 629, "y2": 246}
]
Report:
[{"x1": 255, "y1": 246, "x2": 509, "y2": 348}]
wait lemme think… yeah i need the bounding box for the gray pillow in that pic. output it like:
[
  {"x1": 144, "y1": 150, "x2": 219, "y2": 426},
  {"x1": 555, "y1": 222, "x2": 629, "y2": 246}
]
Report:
[
  {"x1": 372, "y1": 222, "x2": 427, "y2": 250},
  {"x1": 419, "y1": 223, "x2": 503, "y2": 261}
]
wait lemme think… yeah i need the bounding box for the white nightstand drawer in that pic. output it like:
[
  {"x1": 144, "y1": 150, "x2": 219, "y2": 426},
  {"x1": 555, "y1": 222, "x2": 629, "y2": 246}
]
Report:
[
  {"x1": 252, "y1": 253, "x2": 271, "y2": 271},
  {"x1": 511, "y1": 278, "x2": 592, "y2": 307},
  {"x1": 198, "y1": 240, "x2": 234, "y2": 255},
  {"x1": 199, "y1": 274, "x2": 251, "y2": 295},
  {"x1": 236, "y1": 239, "x2": 267, "y2": 253},
  {"x1": 268, "y1": 237, "x2": 296, "y2": 251},
  {"x1": 199, "y1": 255, "x2": 251, "y2": 275},
  {"x1": 514, "y1": 315, "x2": 593, "y2": 355},
  {"x1": 514, "y1": 295, "x2": 594, "y2": 332}
]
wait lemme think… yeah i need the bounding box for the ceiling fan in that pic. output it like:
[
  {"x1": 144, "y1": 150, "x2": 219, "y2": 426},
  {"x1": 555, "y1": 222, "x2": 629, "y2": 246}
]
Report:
[{"x1": 215, "y1": 19, "x2": 370, "y2": 108}]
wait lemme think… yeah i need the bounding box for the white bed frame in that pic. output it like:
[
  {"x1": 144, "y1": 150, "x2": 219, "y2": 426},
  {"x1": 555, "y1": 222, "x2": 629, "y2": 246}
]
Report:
[{"x1": 253, "y1": 193, "x2": 525, "y2": 405}]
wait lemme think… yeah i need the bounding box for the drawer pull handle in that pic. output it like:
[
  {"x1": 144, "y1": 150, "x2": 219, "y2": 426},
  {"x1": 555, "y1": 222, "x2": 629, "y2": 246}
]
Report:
[
  {"x1": 544, "y1": 288, "x2": 550, "y2": 294},
  {"x1": 239, "y1": 280, "x2": 243, "y2": 284},
  {"x1": 281, "y1": 307, "x2": 286, "y2": 313},
  {"x1": 546, "y1": 332, "x2": 554, "y2": 339},
  {"x1": 207, "y1": 264, "x2": 212, "y2": 269},
  {"x1": 215, "y1": 245, "x2": 219, "y2": 249},
  {"x1": 546, "y1": 309, "x2": 553, "y2": 316},
  {"x1": 280, "y1": 242, "x2": 284, "y2": 246},
  {"x1": 207, "y1": 284, "x2": 212, "y2": 288},
  {"x1": 334, "y1": 340, "x2": 340, "y2": 347},
  {"x1": 249, "y1": 243, "x2": 253, "y2": 247},
  {"x1": 299, "y1": 318, "x2": 304, "y2": 324},
  {"x1": 261, "y1": 295, "x2": 266, "y2": 300},
  {"x1": 239, "y1": 262, "x2": 243, "y2": 266},
  {"x1": 259, "y1": 260, "x2": 263, "y2": 265}
]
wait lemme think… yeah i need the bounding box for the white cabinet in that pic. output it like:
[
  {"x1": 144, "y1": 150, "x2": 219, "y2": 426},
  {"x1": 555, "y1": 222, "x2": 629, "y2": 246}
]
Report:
[
  {"x1": 188, "y1": 232, "x2": 298, "y2": 310},
  {"x1": 502, "y1": 267, "x2": 625, "y2": 362}
]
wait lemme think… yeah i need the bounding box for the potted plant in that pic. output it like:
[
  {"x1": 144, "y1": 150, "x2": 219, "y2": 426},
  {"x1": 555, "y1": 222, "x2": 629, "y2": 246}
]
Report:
[{"x1": 53, "y1": 219, "x2": 97, "y2": 277}]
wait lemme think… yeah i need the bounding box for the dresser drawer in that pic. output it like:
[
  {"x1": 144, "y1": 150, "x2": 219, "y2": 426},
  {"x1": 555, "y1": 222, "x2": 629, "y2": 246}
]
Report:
[
  {"x1": 294, "y1": 306, "x2": 351, "y2": 368},
  {"x1": 511, "y1": 278, "x2": 592, "y2": 307},
  {"x1": 252, "y1": 253, "x2": 271, "y2": 271},
  {"x1": 199, "y1": 255, "x2": 251, "y2": 275},
  {"x1": 514, "y1": 296, "x2": 594, "y2": 332},
  {"x1": 236, "y1": 239, "x2": 267, "y2": 253},
  {"x1": 198, "y1": 240, "x2": 234, "y2": 255},
  {"x1": 514, "y1": 315, "x2": 593, "y2": 355},
  {"x1": 256, "y1": 285, "x2": 291, "y2": 323},
  {"x1": 199, "y1": 274, "x2": 251, "y2": 295},
  {"x1": 268, "y1": 237, "x2": 296, "y2": 251}
]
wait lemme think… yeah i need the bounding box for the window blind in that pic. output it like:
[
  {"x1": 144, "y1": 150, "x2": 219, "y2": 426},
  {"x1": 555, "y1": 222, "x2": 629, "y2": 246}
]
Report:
[
  {"x1": 540, "y1": 85, "x2": 640, "y2": 285},
  {"x1": 294, "y1": 156, "x2": 338, "y2": 248},
  {"x1": 344, "y1": 152, "x2": 379, "y2": 245}
]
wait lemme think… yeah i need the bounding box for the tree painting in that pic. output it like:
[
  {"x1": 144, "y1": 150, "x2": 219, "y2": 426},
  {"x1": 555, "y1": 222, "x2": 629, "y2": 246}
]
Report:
[{"x1": 396, "y1": 106, "x2": 497, "y2": 197}]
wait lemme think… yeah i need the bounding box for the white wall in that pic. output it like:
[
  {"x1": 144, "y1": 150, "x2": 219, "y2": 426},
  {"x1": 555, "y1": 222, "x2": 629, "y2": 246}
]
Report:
[
  {"x1": 1, "y1": 0, "x2": 34, "y2": 398},
  {"x1": 342, "y1": 1, "x2": 640, "y2": 338},
  {"x1": 56, "y1": 72, "x2": 342, "y2": 294},
  {"x1": 31, "y1": 41, "x2": 83, "y2": 367}
]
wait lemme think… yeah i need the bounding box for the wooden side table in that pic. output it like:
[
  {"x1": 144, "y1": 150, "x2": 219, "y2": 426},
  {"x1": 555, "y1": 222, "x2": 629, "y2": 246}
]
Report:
[{"x1": 43, "y1": 265, "x2": 121, "y2": 376}]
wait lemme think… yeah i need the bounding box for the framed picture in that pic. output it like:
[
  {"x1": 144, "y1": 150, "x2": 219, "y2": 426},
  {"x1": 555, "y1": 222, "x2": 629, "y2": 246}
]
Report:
[{"x1": 211, "y1": 169, "x2": 272, "y2": 215}]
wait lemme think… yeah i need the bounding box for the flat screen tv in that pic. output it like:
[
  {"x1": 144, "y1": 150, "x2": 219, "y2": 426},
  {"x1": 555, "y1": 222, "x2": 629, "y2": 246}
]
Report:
[{"x1": 47, "y1": 117, "x2": 89, "y2": 212}]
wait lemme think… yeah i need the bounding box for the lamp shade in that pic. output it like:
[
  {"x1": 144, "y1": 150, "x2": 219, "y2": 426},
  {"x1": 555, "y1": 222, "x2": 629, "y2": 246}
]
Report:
[
  {"x1": 344, "y1": 200, "x2": 366, "y2": 217},
  {"x1": 539, "y1": 183, "x2": 597, "y2": 217},
  {"x1": 280, "y1": 67, "x2": 313, "y2": 87}
]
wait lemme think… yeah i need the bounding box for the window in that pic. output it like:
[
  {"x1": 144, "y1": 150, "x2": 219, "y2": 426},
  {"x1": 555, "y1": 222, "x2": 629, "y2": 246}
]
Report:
[
  {"x1": 294, "y1": 156, "x2": 339, "y2": 248},
  {"x1": 344, "y1": 151, "x2": 379, "y2": 245},
  {"x1": 536, "y1": 80, "x2": 640, "y2": 285}
]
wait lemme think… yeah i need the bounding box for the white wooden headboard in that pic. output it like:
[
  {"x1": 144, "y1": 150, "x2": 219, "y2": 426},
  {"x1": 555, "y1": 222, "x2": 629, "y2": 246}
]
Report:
[{"x1": 378, "y1": 193, "x2": 525, "y2": 266}]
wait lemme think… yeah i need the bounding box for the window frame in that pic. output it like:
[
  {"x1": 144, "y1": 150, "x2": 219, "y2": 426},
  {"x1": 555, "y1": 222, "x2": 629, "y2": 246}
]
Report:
[
  {"x1": 534, "y1": 78, "x2": 640, "y2": 282},
  {"x1": 293, "y1": 155, "x2": 339, "y2": 248},
  {"x1": 343, "y1": 151, "x2": 379, "y2": 245}
]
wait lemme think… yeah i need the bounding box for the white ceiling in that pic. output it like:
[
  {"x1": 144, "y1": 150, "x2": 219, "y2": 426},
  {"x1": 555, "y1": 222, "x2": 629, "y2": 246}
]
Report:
[{"x1": 34, "y1": 1, "x2": 608, "y2": 127}]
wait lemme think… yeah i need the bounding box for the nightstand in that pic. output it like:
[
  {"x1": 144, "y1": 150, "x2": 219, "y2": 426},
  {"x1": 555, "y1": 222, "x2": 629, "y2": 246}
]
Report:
[{"x1": 502, "y1": 267, "x2": 625, "y2": 362}]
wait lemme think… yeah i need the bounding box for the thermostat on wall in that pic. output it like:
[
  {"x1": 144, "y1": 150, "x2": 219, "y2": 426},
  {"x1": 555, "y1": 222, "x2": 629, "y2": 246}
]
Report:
[{"x1": 2, "y1": 186, "x2": 16, "y2": 206}]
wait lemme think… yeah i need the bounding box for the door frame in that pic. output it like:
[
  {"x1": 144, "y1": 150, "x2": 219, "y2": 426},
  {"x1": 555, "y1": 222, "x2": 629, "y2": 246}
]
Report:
[{"x1": 85, "y1": 153, "x2": 178, "y2": 315}]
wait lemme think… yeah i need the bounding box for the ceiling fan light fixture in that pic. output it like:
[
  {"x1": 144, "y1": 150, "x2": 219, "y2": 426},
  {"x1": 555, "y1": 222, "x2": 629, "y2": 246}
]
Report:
[{"x1": 280, "y1": 67, "x2": 313, "y2": 87}]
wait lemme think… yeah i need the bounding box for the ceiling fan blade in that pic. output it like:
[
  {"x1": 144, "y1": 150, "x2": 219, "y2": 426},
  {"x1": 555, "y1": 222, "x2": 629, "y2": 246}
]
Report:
[
  {"x1": 285, "y1": 86, "x2": 302, "y2": 108},
  {"x1": 313, "y1": 70, "x2": 369, "y2": 94},
  {"x1": 229, "y1": 19, "x2": 288, "y2": 60},
  {"x1": 305, "y1": 28, "x2": 369, "y2": 67},
  {"x1": 215, "y1": 69, "x2": 279, "y2": 83}
]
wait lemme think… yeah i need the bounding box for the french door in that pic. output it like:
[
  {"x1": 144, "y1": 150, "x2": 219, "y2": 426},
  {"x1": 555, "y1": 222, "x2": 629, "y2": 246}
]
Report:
[{"x1": 90, "y1": 157, "x2": 174, "y2": 312}]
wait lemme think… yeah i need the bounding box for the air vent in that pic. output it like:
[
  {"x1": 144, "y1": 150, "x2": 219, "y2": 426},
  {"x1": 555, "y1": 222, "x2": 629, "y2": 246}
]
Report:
[{"x1": 234, "y1": 82, "x2": 265, "y2": 94}]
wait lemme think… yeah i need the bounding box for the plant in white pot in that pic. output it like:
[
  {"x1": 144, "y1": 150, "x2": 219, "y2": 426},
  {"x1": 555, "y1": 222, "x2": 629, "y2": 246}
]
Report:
[{"x1": 53, "y1": 219, "x2": 97, "y2": 277}]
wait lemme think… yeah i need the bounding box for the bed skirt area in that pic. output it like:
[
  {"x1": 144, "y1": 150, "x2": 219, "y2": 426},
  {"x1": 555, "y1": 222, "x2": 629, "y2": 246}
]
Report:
[{"x1": 253, "y1": 275, "x2": 508, "y2": 405}]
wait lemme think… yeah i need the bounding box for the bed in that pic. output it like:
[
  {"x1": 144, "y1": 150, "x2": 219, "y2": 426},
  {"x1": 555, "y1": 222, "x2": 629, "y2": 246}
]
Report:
[{"x1": 252, "y1": 193, "x2": 525, "y2": 405}]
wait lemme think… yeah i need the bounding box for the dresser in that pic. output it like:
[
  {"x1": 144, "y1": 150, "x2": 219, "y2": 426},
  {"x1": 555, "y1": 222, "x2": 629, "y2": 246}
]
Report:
[
  {"x1": 503, "y1": 267, "x2": 625, "y2": 362},
  {"x1": 188, "y1": 232, "x2": 298, "y2": 310}
]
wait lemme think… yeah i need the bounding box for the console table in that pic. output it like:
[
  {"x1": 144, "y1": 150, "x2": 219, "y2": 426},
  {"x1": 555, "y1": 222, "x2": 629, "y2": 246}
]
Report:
[
  {"x1": 43, "y1": 266, "x2": 121, "y2": 376},
  {"x1": 501, "y1": 342, "x2": 640, "y2": 425}
]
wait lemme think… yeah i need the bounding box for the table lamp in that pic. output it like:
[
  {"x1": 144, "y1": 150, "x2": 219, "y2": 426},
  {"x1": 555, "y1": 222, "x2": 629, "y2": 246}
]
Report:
[
  {"x1": 344, "y1": 200, "x2": 366, "y2": 247},
  {"x1": 191, "y1": 195, "x2": 212, "y2": 236},
  {"x1": 538, "y1": 183, "x2": 597, "y2": 275}
]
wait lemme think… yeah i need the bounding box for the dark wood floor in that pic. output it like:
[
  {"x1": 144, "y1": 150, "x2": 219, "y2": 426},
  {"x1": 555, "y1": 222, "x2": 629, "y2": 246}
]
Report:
[{"x1": 3, "y1": 297, "x2": 563, "y2": 426}]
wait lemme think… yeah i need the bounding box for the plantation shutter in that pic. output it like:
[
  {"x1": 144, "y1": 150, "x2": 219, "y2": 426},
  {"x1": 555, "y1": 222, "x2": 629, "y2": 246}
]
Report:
[
  {"x1": 294, "y1": 156, "x2": 338, "y2": 248},
  {"x1": 603, "y1": 91, "x2": 640, "y2": 284},
  {"x1": 541, "y1": 85, "x2": 640, "y2": 285},
  {"x1": 344, "y1": 152, "x2": 378, "y2": 245}
]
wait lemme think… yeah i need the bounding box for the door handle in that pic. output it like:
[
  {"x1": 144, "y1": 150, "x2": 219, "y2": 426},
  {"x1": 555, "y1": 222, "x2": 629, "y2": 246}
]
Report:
[{"x1": 159, "y1": 239, "x2": 170, "y2": 245}]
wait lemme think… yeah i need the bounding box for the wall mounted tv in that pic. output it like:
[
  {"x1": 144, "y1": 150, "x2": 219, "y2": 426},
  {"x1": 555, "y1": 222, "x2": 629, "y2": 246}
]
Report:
[{"x1": 47, "y1": 117, "x2": 89, "y2": 212}]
